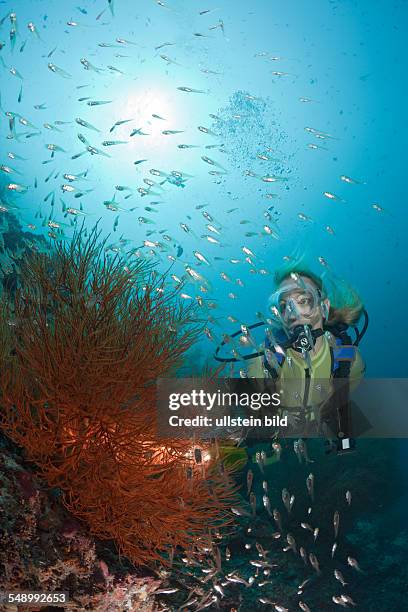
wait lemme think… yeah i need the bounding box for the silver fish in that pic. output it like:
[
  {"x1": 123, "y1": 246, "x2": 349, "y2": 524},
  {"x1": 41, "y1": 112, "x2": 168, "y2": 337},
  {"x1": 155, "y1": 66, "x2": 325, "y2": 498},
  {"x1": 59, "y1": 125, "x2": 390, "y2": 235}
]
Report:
[
  {"x1": 298, "y1": 439, "x2": 314, "y2": 463},
  {"x1": 306, "y1": 473, "x2": 314, "y2": 501},
  {"x1": 273, "y1": 508, "x2": 282, "y2": 531},
  {"x1": 255, "y1": 451, "x2": 264, "y2": 474},
  {"x1": 155, "y1": 41, "x2": 176, "y2": 50},
  {"x1": 282, "y1": 489, "x2": 291, "y2": 514},
  {"x1": 6, "y1": 182, "x2": 28, "y2": 193},
  {"x1": 272, "y1": 441, "x2": 282, "y2": 460},
  {"x1": 298, "y1": 578, "x2": 312, "y2": 591},
  {"x1": 177, "y1": 86, "x2": 206, "y2": 93},
  {"x1": 333, "y1": 511, "x2": 340, "y2": 539},
  {"x1": 178, "y1": 143, "x2": 199, "y2": 149},
  {"x1": 308, "y1": 142, "x2": 328, "y2": 150},
  {"x1": 298, "y1": 212, "x2": 313, "y2": 222},
  {"x1": 340, "y1": 595, "x2": 357, "y2": 607},
  {"x1": 347, "y1": 556, "x2": 363, "y2": 572},
  {"x1": 201, "y1": 155, "x2": 225, "y2": 170},
  {"x1": 27, "y1": 21, "x2": 41, "y2": 40},
  {"x1": 10, "y1": 67, "x2": 24, "y2": 80},
  {"x1": 80, "y1": 57, "x2": 103, "y2": 72},
  {"x1": 294, "y1": 440, "x2": 302, "y2": 463},
  {"x1": 286, "y1": 533, "x2": 297, "y2": 554},
  {"x1": 340, "y1": 175, "x2": 364, "y2": 185},
  {"x1": 262, "y1": 175, "x2": 288, "y2": 183},
  {"x1": 334, "y1": 569, "x2": 347, "y2": 586},
  {"x1": 102, "y1": 140, "x2": 128, "y2": 146},
  {"x1": 198, "y1": 125, "x2": 219, "y2": 137},
  {"x1": 309, "y1": 552, "x2": 321, "y2": 575},
  {"x1": 263, "y1": 494, "x2": 272, "y2": 517},
  {"x1": 162, "y1": 129, "x2": 184, "y2": 135},
  {"x1": 323, "y1": 191, "x2": 344, "y2": 202},
  {"x1": 48, "y1": 63, "x2": 72, "y2": 78},
  {"x1": 88, "y1": 100, "x2": 112, "y2": 106},
  {"x1": 75, "y1": 117, "x2": 101, "y2": 132},
  {"x1": 332, "y1": 596, "x2": 348, "y2": 607}
]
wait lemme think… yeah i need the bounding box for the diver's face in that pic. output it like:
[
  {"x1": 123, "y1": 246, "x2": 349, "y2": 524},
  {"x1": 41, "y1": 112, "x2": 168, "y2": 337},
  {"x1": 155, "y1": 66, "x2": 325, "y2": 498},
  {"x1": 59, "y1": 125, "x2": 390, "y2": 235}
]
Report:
[{"x1": 278, "y1": 277, "x2": 326, "y2": 330}]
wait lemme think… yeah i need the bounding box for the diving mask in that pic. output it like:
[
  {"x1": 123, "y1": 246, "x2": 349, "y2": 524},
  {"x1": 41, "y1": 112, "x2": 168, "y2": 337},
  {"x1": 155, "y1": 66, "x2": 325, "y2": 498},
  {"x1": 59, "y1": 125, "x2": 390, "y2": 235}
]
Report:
[{"x1": 268, "y1": 279, "x2": 326, "y2": 329}]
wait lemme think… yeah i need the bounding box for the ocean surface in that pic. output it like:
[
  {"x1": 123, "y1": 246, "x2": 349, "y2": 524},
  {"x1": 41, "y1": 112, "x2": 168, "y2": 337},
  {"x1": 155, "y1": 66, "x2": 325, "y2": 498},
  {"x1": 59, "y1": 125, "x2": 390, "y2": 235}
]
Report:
[{"x1": 0, "y1": 0, "x2": 407, "y2": 610}]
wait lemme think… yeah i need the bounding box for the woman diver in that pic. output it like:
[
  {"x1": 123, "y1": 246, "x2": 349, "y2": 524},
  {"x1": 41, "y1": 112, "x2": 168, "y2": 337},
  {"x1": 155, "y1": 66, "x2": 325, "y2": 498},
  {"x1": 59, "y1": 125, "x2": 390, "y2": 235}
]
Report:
[{"x1": 215, "y1": 266, "x2": 368, "y2": 460}]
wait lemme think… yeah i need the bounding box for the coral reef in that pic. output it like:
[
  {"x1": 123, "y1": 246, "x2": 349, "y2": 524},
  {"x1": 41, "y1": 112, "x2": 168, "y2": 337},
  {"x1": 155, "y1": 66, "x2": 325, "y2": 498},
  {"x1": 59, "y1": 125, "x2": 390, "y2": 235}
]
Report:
[
  {"x1": 0, "y1": 225, "x2": 239, "y2": 573},
  {"x1": 0, "y1": 433, "x2": 161, "y2": 612}
]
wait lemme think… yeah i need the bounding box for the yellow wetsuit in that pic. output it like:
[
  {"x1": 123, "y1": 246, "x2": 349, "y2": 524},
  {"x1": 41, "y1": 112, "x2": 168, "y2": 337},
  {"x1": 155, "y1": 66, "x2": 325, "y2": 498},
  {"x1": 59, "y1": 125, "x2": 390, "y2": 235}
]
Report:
[{"x1": 247, "y1": 335, "x2": 365, "y2": 427}]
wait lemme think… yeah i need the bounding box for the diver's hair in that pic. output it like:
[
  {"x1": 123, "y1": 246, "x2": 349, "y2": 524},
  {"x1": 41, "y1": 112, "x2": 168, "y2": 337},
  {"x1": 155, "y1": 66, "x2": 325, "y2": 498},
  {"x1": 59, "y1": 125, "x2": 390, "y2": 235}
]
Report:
[
  {"x1": 274, "y1": 267, "x2": 324, "y2": 294},
  {"x1": 326, "y1": 289, "x2": 364, "y2": 326},
  {"x1": 273, "y1": 266, "x2": 364, "y2": 326}
]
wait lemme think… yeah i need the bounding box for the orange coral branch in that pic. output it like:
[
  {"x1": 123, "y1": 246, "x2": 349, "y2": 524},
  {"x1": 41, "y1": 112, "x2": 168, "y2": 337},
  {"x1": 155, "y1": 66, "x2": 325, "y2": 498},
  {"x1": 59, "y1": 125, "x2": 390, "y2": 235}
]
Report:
[{"x1": 0, "y1": 225, "x2": 239, "y2": 567}]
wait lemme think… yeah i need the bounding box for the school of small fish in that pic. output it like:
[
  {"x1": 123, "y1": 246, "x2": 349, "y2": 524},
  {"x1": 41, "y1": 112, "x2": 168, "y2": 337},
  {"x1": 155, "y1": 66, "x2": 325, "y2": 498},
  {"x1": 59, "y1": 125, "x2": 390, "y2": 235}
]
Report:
[
  {"x1": 152, "y1": 440, "x2": 364, "y2": 611},
  {"x1": 0, "y1": 0, "x2": 386, "y2": 351}
]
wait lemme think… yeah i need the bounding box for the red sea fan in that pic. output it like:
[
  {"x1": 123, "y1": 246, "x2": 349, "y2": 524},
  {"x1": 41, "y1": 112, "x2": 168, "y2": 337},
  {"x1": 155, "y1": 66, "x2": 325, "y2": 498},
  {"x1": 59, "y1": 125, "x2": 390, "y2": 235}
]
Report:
[{"x1": 0, "y1": 226, "x2": 239, "y2": 567}]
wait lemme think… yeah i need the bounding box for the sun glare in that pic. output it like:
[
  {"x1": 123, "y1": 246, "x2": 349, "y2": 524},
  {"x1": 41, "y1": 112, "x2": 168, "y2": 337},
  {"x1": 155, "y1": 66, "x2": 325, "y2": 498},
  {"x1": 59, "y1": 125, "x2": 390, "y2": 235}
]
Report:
[{"x1": 116, "y1": 86, "x2": 182, "y2": 152}]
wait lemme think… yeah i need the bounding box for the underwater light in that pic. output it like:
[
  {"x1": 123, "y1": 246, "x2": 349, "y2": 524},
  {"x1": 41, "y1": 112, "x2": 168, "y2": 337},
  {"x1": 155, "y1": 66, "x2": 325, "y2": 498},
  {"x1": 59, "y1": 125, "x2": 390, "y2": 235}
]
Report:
[{"x1": 120, "y1": 86, "x2": 182, "y2": 152}]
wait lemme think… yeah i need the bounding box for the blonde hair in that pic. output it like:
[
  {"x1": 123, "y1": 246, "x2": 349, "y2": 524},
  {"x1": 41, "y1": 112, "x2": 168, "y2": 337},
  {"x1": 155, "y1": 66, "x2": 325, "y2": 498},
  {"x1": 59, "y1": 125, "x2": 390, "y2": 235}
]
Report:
[{"x1": 324, "y1": 275, "x2": 364, "y2": 326}]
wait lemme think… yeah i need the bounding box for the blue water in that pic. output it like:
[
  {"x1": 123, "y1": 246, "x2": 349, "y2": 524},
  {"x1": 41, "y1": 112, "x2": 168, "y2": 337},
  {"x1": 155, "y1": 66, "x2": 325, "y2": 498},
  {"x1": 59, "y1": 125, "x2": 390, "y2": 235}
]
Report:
[{"x1": 1, "y1": 0, "x2": 407, "y2": 609}]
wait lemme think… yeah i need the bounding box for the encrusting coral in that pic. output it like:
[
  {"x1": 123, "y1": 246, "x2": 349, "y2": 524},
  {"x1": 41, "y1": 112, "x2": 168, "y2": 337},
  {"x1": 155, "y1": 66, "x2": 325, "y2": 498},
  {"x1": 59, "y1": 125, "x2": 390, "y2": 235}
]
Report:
[
  {"x1": 0, "y1": 225, "x2": 239, "y2": 571},
  {"x1": 0, "y1": 432, "x2": 162, "y2": 611}
]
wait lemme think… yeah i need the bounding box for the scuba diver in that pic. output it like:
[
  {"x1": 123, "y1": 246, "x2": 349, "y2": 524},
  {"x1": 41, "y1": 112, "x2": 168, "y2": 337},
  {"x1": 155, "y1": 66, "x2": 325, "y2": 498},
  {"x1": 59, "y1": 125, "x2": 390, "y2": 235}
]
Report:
[{"x1": 215, "y1": 266, "x2": 368, "y2": 463}]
